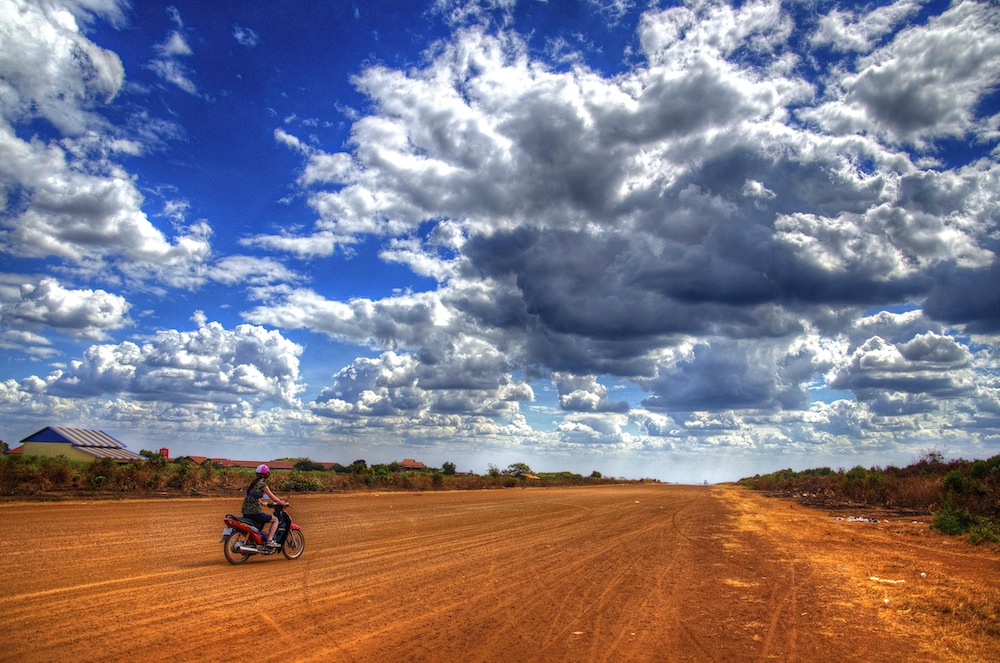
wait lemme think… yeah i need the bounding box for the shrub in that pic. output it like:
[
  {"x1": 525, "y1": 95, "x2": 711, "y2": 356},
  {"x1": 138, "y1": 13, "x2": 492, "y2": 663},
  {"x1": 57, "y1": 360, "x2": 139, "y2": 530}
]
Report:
[
  {"x1": 86, "y1": 458, "x2": 118, "y2": 488},
  {"x1": 932, "y1": 501, "x2": 978, "y2": 536},
  {"x1": 40, "y1": 455, "x2": 78, "y2": 487},
  {"x1": 278, "y1": 471, "x2": 323, "y2": 492},
  {"x1": 169, "y1": 459, "x2": 195, "y2": 490},
  {"x1": 140, "y1": 449, "x2": 168, "y2": 468},
  {"x1": 932, "y1": 500, "x2": 999, "y2": 545},
  {"x1": 943, "y1": 469, "x2": 985, "y2": 496},
  {"x1": 966, "y1": 520, "x2": 1000, "y2": 545}
]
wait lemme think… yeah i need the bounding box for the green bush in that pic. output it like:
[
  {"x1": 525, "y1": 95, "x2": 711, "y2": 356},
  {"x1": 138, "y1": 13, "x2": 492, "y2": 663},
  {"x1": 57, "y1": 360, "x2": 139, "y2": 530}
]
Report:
[
  {"x1": 278, "y1": 471, "x2": 323, "y2": 492},
  {"x1": 966, "y1": 521, "x2": 1000, "y2": 545},
  {"x1": 86, "y1": 457, "x2": 118, "y2": 488},
  {"x1": 293, "y1": 459, "x2": 327, "y2": 472},
  {"x1": 943, "y1": 469, "x2": 985, "y2": 495},
  {"x1": 932, "y1": 501, "x2": 979, "y2": 536},
  {"x1": 169, "y1": 459, "x2": 195, "y2": 490}
]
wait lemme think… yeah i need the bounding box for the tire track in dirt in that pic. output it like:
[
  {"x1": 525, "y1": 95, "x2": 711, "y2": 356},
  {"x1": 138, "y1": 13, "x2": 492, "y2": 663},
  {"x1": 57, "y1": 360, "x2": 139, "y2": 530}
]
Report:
[
  {"x1": 657, "y1": 490, "x2": 716, "y2": 662},
  {"x1": 299, "y1": 488, "x2": 713, "y2": 662},
  {"x1": 711, "y1": 488, "x2": 811, "y2": 661},
  {"x1": 757, "y1": 549, "x2": 800, "y2": 661}
]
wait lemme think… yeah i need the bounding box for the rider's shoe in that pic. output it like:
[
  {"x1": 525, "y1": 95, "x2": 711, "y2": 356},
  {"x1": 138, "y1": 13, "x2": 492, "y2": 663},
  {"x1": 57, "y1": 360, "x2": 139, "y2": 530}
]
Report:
[{"x1": 265, "y1": 539, "x2": 281, "y2": 548}]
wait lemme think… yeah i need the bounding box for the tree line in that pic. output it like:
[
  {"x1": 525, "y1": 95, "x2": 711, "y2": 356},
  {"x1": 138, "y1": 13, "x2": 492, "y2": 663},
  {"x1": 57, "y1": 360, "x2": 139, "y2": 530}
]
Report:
[
  {"x1": 0, "y1": 453, "x2": 633, "y2": 497},
  {"x1": 737, "y1": 450, "x2": 1000, "y2": 545}
]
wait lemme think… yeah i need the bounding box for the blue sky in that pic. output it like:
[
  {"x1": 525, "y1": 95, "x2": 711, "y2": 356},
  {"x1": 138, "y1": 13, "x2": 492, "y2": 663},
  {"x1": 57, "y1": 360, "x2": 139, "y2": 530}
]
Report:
[{"x1": 1, "y1": 0, "x2": 999, "y2": 482}]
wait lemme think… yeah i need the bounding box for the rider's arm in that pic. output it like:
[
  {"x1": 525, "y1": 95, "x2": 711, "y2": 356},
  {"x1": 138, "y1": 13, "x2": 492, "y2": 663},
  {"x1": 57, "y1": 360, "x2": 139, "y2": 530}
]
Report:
[{"x1": 263, "y1": 484, "x2": 285, "y2": 505}]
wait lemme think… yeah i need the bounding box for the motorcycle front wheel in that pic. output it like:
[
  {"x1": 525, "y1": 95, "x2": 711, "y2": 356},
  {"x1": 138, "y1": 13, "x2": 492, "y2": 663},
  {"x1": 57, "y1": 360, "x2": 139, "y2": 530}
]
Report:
[
  {"x1": 223, "y1": 531, "x2": 252, "y2": 564},
  {"x1": 282, "y1": 530, "x2": 305, "y2": 559}
]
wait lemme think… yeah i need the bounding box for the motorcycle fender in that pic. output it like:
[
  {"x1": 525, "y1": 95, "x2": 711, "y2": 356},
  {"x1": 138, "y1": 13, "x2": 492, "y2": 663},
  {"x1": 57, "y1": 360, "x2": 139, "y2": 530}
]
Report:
[
  {"x1": 219, "y1": 526, "x2": 234, "y2": 543},
  {"x1": 225, "y1": 519, "x2": 255, "y2": 535},
  {"x1": 290, "y1": 524, "x2": 302, "y2": 531}
]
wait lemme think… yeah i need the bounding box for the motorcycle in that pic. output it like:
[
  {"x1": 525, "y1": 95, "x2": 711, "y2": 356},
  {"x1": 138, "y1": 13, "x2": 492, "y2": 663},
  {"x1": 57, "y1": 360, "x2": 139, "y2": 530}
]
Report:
[{"x1": 220, "y1": 502, "x2": 305, "y2": 564}]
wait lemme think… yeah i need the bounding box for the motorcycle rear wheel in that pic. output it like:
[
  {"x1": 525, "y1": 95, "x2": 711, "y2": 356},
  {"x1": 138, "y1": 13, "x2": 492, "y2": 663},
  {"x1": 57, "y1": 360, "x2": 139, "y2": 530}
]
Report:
[
  {"x1": 223, "y1": 531, "x2": 252, "y2": 564},
  {"x1": 282, "y1": 530, "x2": 305, "y2": 559}
]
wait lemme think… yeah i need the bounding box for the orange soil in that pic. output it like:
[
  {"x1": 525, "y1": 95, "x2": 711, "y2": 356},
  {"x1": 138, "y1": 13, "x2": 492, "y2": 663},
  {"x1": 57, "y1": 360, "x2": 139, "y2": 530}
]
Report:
[{"x1": 3, "y1": 484, "x2": 997, "y2": 662}]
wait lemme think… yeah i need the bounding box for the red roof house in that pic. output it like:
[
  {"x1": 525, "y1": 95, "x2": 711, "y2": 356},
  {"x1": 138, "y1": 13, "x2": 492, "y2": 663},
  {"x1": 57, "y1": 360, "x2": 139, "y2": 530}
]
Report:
[{"x1": 398, "y1": 458, "x2": 427, "y2": 471}]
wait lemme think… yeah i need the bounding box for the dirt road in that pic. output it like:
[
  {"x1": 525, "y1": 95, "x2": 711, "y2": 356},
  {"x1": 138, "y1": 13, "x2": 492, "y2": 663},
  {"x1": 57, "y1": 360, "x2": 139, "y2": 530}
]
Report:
[{"x1": 3, "y1": 485, "x2": 997, "y2": 662}]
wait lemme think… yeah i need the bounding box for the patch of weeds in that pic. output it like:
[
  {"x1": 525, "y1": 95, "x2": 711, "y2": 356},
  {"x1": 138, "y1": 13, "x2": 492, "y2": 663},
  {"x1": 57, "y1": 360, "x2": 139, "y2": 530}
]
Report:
[
  {"x1": 966, "y1": 520, "x2": 1000, "y2": 545},
  {"x1": 933, "y1": 501, "x2": 999, "y2": 544},
  {"x1": 932, "y1": 501, "x2": 978, "y2": 535}
]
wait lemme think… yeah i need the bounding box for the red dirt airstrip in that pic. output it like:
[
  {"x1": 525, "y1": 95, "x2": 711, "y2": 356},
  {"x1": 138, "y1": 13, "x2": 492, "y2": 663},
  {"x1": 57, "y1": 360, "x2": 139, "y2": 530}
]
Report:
[{"x1": 3, "y1": 484, "x2": 997, "y2": 662}]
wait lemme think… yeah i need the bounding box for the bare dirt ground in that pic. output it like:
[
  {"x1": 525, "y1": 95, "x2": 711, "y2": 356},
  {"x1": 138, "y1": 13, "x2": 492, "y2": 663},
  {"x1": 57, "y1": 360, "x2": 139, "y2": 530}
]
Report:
[{"x1": 3, "y1": 484, "x2": 997, "y2": 662}]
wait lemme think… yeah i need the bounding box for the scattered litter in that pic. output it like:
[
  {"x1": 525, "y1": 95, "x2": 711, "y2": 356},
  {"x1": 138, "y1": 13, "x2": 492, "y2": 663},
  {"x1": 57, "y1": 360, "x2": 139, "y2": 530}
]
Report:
[
  {"x1": 572, "y1": 631, "x2": 584, "y2": 636},
  {"x1": 870, "y1": 576, "x2": 905, "y2": 584},
  {"x1": 835, "y1": 516, "x2": 881, "y2": 523},
  {"x1": 897, "y1": 609, "x2": 911, "y2": 615},
  {"x1": 920, "y1": 572, "x2": 927, "y2": 578}
]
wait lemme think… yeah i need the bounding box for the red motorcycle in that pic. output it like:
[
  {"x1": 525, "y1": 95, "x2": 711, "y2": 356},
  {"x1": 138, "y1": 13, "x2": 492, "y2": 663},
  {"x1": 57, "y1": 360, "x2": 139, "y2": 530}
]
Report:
[{"x1": 220, "y1": 502, "x2": 305, "y2": 564}]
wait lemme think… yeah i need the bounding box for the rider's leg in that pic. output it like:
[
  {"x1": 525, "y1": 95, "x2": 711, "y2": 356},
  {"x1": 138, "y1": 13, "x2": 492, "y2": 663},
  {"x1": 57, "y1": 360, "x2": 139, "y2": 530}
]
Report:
[
  {"x1": 246, "y1": 512, "x2": 270, "y2": 541},
  {"x1": 266, "y1": 514, "x2": 279, "y2": 542}
]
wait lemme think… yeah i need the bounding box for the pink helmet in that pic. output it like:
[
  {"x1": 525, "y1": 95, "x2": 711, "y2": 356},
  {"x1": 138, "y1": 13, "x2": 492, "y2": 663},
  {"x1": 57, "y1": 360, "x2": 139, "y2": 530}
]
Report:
[{"x1": 255, "y1": 464, "x2": 270, "y2": 475}]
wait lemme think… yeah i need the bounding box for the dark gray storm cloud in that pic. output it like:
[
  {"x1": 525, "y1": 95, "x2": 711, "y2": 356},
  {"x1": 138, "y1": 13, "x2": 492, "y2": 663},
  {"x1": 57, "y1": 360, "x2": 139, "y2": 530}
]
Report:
[{"x1": 278, "y1": 2, "x2": 1000, "y2": 430}]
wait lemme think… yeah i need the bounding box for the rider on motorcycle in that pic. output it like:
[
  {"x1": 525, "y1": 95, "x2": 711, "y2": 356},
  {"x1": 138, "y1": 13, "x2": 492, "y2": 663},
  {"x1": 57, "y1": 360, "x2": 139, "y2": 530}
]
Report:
[{"x1": 242, "y1": 465, "x2": 287, "y2": 547}]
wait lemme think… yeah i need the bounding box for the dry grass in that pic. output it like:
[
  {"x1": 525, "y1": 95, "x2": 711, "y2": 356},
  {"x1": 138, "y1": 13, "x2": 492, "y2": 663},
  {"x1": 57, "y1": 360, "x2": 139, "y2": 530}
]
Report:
[{"x1": 724, "y1": 486, "x2": 1000, "y2": 662}]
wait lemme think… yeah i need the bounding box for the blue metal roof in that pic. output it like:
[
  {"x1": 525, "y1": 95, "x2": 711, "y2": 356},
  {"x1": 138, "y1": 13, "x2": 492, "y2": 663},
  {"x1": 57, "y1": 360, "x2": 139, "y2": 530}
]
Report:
[
  {"x1": 77, "y1": 446, "x2": 145, "y2": 461},
  {"x1": 22, "y1": 426, "x2": 126, "y2": 449}
]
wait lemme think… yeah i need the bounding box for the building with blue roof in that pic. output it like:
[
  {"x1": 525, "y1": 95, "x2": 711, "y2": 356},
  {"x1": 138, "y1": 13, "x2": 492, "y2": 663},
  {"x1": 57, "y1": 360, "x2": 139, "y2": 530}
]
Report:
[{"x1": 19, "y1": 426, "x2": 145, "y2": 463}]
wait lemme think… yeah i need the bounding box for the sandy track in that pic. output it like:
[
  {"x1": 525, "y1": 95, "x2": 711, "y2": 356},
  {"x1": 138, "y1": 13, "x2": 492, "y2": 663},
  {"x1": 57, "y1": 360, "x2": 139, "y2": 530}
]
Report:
[{"x1": 3, "y1": 485, "x2": 996, "y2": 662}]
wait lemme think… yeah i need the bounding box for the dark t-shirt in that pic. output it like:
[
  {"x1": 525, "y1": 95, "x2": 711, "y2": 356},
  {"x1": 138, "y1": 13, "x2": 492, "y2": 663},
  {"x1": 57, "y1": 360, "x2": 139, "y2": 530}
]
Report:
[{"x1": 242, "y1": 477, "x2": 267, "y2": 515}]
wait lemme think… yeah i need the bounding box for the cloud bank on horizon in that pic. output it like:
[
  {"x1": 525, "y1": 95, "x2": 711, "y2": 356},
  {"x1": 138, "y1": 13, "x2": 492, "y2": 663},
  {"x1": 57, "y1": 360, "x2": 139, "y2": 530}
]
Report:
[{"x1": 0, "y1": 0, "x2": 998, "y2": 481}]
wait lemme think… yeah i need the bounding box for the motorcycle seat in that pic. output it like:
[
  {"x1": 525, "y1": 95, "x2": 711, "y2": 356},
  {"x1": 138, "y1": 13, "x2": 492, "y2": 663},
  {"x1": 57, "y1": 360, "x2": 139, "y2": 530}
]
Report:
[{"x1": 226, "y1": 514, "x2": 262, "y2": 530}]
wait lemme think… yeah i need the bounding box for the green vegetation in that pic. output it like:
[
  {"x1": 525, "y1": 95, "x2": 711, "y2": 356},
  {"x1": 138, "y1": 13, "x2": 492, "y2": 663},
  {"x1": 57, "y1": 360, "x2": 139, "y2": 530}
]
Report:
[
  {"x1": 0, "y1": 454, "x2": 642, "y2": 497},
  {"x1": 738, "y1": 451, "x2": 1000, "y2": 545},
  {"x1": 502, "y1": 462, "x2": 533, "y2": 476},
  {"x1": 293, "y1": 459, "x2": 327, "y2": 472}
]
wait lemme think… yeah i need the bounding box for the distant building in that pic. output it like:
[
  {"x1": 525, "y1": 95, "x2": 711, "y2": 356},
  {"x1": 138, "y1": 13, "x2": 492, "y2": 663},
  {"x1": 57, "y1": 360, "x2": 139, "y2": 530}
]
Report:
[
  {"x1": 174, "y1": 456, "x2": 297, "y2": 471},
  {"x1": 398, "y1": 458, "x2": 427, "y2": 471},
  {"x1": 19, "y1": 426, "x2": 144, "y2": 463},
  {"x1": 175, "y1": 455, "x2": 229, "y2": 466},
  {"x1": 226, "y1": 459, "x2": 297, "y2": 470}
]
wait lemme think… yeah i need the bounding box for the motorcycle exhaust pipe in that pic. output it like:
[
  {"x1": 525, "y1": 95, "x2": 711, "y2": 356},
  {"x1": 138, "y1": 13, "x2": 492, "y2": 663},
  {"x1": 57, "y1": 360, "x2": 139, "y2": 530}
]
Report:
[{"x1": 237, "y1": 544, "x2": 262, "y2": 554}]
